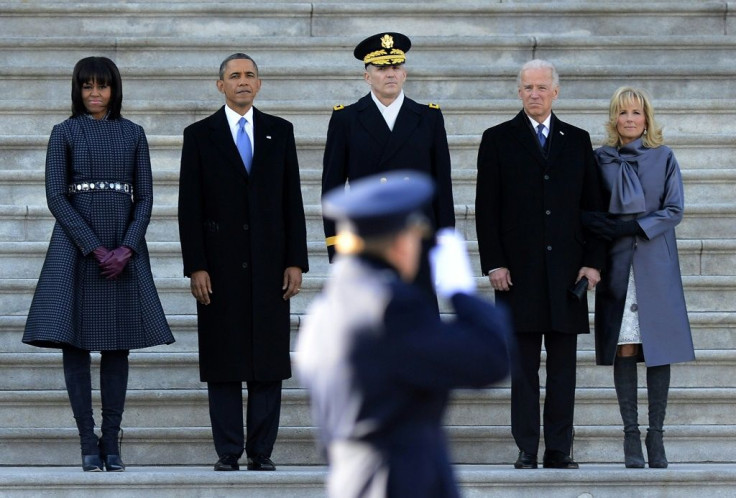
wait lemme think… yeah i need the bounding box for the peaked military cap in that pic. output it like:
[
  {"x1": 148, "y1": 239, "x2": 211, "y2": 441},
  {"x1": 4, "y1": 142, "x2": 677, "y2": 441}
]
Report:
[
  {"x1": 354, "y1": 32, "x2": 412, "y2": 66},
  {"x1": 322, "y1": 170, "x2": 434, "y2": 240}
]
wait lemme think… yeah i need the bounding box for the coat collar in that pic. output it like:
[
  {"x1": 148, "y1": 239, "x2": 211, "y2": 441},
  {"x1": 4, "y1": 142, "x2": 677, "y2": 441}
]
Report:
[
  {"x1": 208, "y1": 106, "x2": 271, "y2": 182},
  {"x1": 509, "y1": 110, "x2": 568, "y2": 168},
  {"x1": 356, "y1": 93, "x2": 424, "y2": 166}
]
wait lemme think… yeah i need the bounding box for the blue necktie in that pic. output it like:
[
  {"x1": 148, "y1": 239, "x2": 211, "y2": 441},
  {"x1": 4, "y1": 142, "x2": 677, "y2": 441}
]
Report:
[
  {"x1": 537, "y1": 123, "x2": 546, "y2": 148},
  {"x1": 236, "y1": 117, "x2": 252, "y2": 173}
]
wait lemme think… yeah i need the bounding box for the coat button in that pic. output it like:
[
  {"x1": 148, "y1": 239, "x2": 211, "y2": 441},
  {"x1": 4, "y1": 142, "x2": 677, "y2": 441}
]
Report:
[
  {"x1": 545, "y1": 210, "x2": 551, "y2": 215},
  {"x1": 242, "y1": 224, "x2": 249, "y2": 231},
  {"x1": 546, "y1": 245, "x2": 552, "y2": 251},
  {"x1": 630, "y1": 303, "x2": 638, "y2": 312},
  {"x1": 242, "y1": 262, "x2": 249, "y2": 269},
  {"x1": 544, "y1": 175, "x2": 550, "y2": 180}
]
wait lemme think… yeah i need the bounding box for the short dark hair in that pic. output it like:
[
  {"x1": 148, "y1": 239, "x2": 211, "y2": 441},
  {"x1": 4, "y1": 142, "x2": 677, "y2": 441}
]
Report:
[
  {"x1": 219, "y1": 53, "x2": 259, "y2": 80},
  {"x1": 70, "y1": 57, "x2": 123, "y2": 120}
]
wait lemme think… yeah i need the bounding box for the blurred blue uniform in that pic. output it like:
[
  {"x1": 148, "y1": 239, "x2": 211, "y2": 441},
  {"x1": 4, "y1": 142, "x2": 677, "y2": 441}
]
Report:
[{"x1": 298, "y1": 255, "x2": 511, "y2": 497}]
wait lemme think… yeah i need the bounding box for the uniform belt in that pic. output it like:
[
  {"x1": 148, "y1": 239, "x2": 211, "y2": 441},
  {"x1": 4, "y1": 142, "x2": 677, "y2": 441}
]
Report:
[{"x1": 68, "y1": 181, "x2": 134, "y2": 196}]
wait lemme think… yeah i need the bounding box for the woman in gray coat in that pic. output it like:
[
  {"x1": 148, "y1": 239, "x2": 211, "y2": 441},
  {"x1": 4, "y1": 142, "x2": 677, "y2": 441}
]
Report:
[
  {"x1": 583, "y1": 87, "x2": 695, "y2": 469},
  {"x1": 23, "y1": 57, "x2": 174, "y2": 472}
]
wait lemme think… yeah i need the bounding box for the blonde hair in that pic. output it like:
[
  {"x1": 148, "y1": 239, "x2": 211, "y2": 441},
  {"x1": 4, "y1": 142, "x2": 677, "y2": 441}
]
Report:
[{"x1": 604, "y1": 87, "x2": 663, "y2": 148}]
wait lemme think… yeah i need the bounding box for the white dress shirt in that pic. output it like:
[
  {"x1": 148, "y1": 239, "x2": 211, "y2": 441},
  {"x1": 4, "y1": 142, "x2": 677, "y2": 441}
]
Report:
[
  {"x1": 224, "y1": 104, "x2": 255, "y2": 153},
  {"x1": 371, "y1": 90, "x2": 405, "y2": 131}
]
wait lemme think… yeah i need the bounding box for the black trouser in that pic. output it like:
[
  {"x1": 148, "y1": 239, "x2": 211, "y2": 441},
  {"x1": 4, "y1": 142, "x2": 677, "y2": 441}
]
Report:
[
  {"x1": 511, "y1": 332, "x2": 577, "y2": 456},
  {"x1": 207, "y1": 380, "x2": 282, "y2": 459},
  {"x1": 63, "y1": 347, "x2": 129, "y2": 455}
]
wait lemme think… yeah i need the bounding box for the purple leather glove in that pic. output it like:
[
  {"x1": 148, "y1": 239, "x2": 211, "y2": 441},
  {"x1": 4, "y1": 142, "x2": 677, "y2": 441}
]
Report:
[
  {"x1": 100, "y1": 246, "x2": 133, "y2": 280},
  {"x1": 92, "y1": 246, "x2": 110, "y2": 263}
]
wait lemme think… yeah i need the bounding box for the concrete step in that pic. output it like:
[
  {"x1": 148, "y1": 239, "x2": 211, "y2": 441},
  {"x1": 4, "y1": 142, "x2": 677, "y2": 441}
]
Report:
[
  {"x1": 0, "y1": 349, "x2": 733, "y2": 394},
  {"x1": 3, "y1": 62, "x2": 736, "y2": 106},
  {"x1": 4, "y1": 272, "x2": 736, "y2": 316},
  {"x1": 0, "y1": 2, "x2": 729, "y2": 37},
  {"x1": 2, "y1": 464, "x2": 736, "y2": 498},
  {"x1": 2, "y1": 237, "x2": 736, "y2": 282},
  {"x1": 2, "y1": 164, "x2": 735, "y2": 208},
  {"x1": 2, "y1": 131, "x2": 733, "y2": 181},
  {"x1": 2, "y1": 310, "x2": 735, "y2": 354},
  {"x1": 3, "y1": 34, "x2": 736, "y2": 69},
  {"x1": 2, "y1": 201, "x2": 736, "y2": 247},
  {"x1": 0, "y1": 424, "x2": 732, "y2": 467}
]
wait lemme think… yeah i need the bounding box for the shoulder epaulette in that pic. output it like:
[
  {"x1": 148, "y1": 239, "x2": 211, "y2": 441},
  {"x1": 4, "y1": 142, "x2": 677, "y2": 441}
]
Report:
[
  {"x1": 333, "y1": 104, "x2": 345, "y2": 111},
  {"x1": 428, "y1": 102, "x2": 440, "y2": 109}
]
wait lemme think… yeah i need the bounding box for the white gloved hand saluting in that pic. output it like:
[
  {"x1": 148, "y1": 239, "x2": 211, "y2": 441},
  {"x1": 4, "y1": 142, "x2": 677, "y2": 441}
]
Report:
[{"x1": 429, "y1": 228, "x2": 476, "y2": 299}]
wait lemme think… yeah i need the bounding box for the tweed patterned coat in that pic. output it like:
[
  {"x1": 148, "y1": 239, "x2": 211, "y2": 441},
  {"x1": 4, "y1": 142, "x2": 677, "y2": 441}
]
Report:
[{"x1": 23, "y1": 115, "x2": 174, "y2": 351}]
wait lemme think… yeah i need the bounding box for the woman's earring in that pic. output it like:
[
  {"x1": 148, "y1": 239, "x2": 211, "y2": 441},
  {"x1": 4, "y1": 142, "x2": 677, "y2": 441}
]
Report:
[{"x1": 643, "y1": 129, "x2": 648, "y2": 135}]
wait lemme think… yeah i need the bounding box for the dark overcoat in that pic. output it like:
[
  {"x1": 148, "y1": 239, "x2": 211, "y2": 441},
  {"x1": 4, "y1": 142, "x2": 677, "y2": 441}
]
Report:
[
  {"x1": 593, "y1": 139, "x2": 695, "y2": 366},
  {"x1": 321, "y1": 93, "x2": 455, "y2": 299},
  {"x1": 24, "y1": 116, "x2": 174, "y2": 351},
  {"x1": 297, "y1": 256, "x2": 511, "y2": 498},
  {"x1": 475, "y1": 111, "x2": 606, "y2": 334},
  {"x1": 178, "y1": 106, "x2": 308, "y2": 382}
]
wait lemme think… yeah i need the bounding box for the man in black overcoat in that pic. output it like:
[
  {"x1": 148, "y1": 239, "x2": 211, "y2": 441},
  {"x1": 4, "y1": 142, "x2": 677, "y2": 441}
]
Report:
[
  {"x1": 178, "y1": 53, "x2": 308, "y2": 471},
  {"x1": 321, "y1": 32, "x2": 454, "y2": 304},
  {"x1": 475, "y1": 59, "x2": 605, "y2": 469}
]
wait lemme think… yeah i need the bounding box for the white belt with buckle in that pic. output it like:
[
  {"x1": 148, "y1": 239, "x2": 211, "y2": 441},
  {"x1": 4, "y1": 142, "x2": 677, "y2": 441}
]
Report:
[{"x1": 68, "y1": 181, "x2": 134, "y2": 196}]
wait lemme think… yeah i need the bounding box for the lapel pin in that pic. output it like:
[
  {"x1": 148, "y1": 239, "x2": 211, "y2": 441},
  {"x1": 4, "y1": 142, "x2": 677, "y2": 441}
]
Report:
[
  {"x1": 266, "y1": 135, "x2": 272, "y2": 139},
  {"x1": 559, "y1": 130, "x2": 565, "y2": 135}
]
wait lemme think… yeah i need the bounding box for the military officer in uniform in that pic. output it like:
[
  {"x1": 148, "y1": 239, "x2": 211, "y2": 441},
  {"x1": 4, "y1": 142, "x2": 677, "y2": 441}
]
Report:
[
  {"x1": 321, "y1": 32, "x2": 454, "y2": 304},
  {"x1": 299, "y1": 171, "x2": 512, "y2": 498}
]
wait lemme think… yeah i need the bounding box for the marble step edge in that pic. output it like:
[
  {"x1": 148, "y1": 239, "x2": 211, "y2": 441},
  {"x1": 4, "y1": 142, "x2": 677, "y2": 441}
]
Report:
[
  {"x1": 2, "y1": 132, "x2": 733, "y2": 152},
  {"x1": 3, "y1": 63, "x2": 736, "y2": 79},
  {"x1": 1, "y1": 167, "x2": 735, "y2": 186},
  {"x1": 3, "y1": 274, "x2": 736, "y2": 292},
  {"x1": 2, "y1": 387, "x2": 734, "y2": 405},
  {"x1": 0, "y1": 310, "x2": 733, "y2": 330},
  {"x1": 0, "y1": 2, "x2": 727, "y2": 16},
  {"x1": 3, "y1": 273, "x2": 736, "y2": 294},
  {"x1": 2, "y1": 465, "x2": 736, "y2": 496},
  {"x1": 4, "y1": 202, "x2": 736, "y2": 220},
  {"x1": 2, "y1": 99, "x2": 734, "y2": 114},
  {"x1": 3, "y1": 34, "x2": 736, "y2": 51}
]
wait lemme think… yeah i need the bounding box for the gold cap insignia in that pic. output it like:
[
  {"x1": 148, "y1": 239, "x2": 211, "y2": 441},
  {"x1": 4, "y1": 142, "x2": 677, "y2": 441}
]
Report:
[{"x1": 380, "y1": 34, "x2": 394, "y2": 49}]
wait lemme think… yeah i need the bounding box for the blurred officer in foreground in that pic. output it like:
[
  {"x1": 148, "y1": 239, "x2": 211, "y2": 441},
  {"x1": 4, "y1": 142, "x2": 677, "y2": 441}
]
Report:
[
  {"x1": 321, "y1": 32, "x2": 454, "y2": 306},
  {"x1": 298, "y1": 171, "x2": 512, "y2": 498}
]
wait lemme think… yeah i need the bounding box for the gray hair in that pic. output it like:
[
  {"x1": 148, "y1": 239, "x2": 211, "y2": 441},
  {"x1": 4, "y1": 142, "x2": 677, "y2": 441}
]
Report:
[
  {"x1": 517, "y1": 59, "x2": 559, "y2": 88},
  {"x1": 219, "y1": 53, "x2": 259, "y2": 80}
]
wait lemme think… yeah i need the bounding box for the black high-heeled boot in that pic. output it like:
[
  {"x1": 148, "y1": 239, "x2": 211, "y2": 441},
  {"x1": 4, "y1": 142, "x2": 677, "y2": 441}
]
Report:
[
  {"x1": 646, "y1": 364, "x2": 671, "y2": 468},
  {"x1": 614, "y1": 355, "x2": 645, "y2": 468},
  {"x1": 99, "y1": 350, "x2": 129, "y2": 472},
  {"x1": 63, "y1": 347, "x2": 102, "y2": 471}
]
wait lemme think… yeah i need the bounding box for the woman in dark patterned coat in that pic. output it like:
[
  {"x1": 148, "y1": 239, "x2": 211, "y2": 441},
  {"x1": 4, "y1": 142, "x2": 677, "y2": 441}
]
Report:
[
  {"x1": 583, "y1": 87, "x2": 695, "y2": 469},
  {"x1": 23, "y1": 57, "x2": 174, "y2": 472}
]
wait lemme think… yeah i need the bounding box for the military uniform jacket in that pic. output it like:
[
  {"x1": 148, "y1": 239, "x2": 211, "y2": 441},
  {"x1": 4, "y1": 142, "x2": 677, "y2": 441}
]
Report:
[
  {"x1": 24, "y1": 116, "x2": 174, "y2": 351},
  {"x1": 178, "y1": 106, "x2": 308, "y2": 382},
  {"x1": 297, "y1": 256, "x2": 511, "y2": 498},
  {"x1": 321, "y1": 93, "x2": 455, "y2": 249},
  {"x1": 475, "y1": 111, "x2": 606, "y2": 334}
]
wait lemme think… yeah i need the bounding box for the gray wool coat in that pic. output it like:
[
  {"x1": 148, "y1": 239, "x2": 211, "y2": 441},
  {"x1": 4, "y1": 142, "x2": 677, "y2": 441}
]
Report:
[
  {"x1": 23, "y1": 116, "x2": 174, "y2": 351},
  {"x1": 593, "y1": 139, "x2": 695, "y2": 367}
]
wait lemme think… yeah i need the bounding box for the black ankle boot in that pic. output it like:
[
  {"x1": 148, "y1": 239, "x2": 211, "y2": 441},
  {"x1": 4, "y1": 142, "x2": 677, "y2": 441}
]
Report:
[
  {"x1": 63, "y1": 347, "x2": 101, "y2": 471},
  {"x1": 646, "y1": 364, "x2": 670, "y2": 468},
  {"x1": 614, "y1": 356, "x2": 645, "y2": 468},
  {"x1": 100, "y1": 350, "x2": 129, "y2": 471}
]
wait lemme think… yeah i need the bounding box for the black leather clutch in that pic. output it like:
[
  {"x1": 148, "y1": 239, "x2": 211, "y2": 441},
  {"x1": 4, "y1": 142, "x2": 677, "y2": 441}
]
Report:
[{"x1": 568, "y1": 276, "x2": 589, "y2": 302}]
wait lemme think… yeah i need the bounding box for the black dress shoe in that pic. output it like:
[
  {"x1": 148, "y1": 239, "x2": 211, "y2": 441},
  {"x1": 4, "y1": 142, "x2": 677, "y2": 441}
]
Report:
[
  {"x1": 514, "y1": 450, "x2": 538, "y2": 469},
  {"x1": 102, "y1": 454, "x2": 126, "y2": 472},
  {"x1": 82, "y1": 454, "x2": 104, "y2": 472},
  {"x1": 214, "y1": 455, "x2": 240, "y2": 471},
  {"x1": 247, "y1": 455, "x2": 276, "y2": 471},
  {"x1": 543, "y1": 450, "x2": 579, "y2": 469}
]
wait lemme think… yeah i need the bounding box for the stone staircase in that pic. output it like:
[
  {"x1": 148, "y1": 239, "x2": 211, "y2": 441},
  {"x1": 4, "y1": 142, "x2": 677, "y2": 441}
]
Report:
[{"x1": 2, "y1": 1, "x2": 736, "y2": 495}]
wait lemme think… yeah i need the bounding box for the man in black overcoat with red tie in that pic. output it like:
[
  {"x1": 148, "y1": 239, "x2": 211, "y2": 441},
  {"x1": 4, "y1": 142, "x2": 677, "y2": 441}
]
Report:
[
  {"x1": 475, "y1": 59, "x2": 605, "y2": 469},
  {"x1": 178, "y1": 53, "x2": 308, "y2": 472}
]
